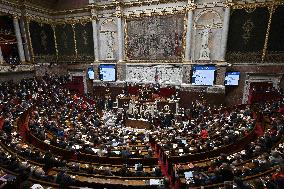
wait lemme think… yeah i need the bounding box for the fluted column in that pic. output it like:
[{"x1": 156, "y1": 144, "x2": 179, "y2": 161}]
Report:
[
  {"x1": 116, "y1": 6, "x2": 124, "y2": 62},
  {"x1": 0, "y1": 46, "x2": 4, "y2": 64},
  {"x1": 91, "y1": 9, "x2": 100, "y2": 61},
  {"x1": 13, "y1": 17, "x2": 25, "y2": 62},
  {"x1": 184, "y1": 9, "x2": 194, "y2": 61},
  {"x1": 220, "y1": 7, "x2": 230, "y2": 61}
]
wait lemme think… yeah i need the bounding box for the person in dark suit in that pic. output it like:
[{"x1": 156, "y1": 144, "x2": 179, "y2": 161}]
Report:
[
  {"x1": 233, "y1": 177, "x2": 252, "y2": 189},
  {"x1": 218, "y1": 163, "x2": 234, "y2": 182},
  {"x1": 43, "y1": 151, "x2": 54, "y2": 172},
  {"x1": 55, "y1": 169, "x2": 74, "y2": 189}
]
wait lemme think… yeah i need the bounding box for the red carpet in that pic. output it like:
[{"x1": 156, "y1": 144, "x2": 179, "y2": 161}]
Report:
[
  {"x1": 0, "y1": 116, "x2": 4, "y2": 130},
  {"x1": 254, "y1": 122, "x2": 264, "y2": 137},
  {"x1": 152, "y1": 141, "x2": 175, "y2": 189},
  {"x1": 18, "y1": 122, "x2": 29, "y2": 140}
]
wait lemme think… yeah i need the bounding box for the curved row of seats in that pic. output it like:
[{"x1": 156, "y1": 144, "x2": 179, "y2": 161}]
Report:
[{"x1": 0, "y1": 76, "x2": 283, "y2": 189}]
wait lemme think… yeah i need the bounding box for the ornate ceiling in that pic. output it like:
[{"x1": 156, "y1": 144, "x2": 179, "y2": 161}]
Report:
[{"x1": 10, "y1": 0, "x2": 89, "y2": 10}]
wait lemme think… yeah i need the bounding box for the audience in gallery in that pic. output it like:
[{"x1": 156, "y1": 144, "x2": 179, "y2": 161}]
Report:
[
  {"x1": 173, "y1": 99, "x2": 284, "y2": 188},
  {"x1": 0, "y1": 74, "x2": 283, "y2": 189},
  {"x1": 26, "y1": 79, "x2": 256, "y2": 158},
  {"x1": 175, "y1": 128, "x2": 283, "y2": 187}
]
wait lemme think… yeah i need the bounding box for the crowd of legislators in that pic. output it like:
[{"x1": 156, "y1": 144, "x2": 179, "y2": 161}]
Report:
[
  {"x1": 0, "y1": 74, "x2": 283, "y2": 189},
  {"x1": 27, "y1": 79, "x2": 256, "y2": 159}
]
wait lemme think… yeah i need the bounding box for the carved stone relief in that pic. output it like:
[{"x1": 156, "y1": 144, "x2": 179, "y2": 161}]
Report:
[
  {"x1": 99, "y1": 18, "x2": 118, "y2": 60},
  {"x1": 182, "y1": 65, "x2": 191, "y2": 84},
  {"x1": 126, "y1": 65, "x2": 182, "y2": 84},
  {"x1": 193, "y1": 9, "x2": 223, "y2": 61}
]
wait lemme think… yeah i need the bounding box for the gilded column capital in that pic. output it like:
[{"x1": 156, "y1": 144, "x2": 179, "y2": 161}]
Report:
[
  {"x1": 12, "y1": 15, "x2": 19, "y2": 20},
  {"x1": 224, "y1": 0, "x2": 233, "y2": 8},
  {"x1": 115, "y1": 6, "x2": 123, "y2": 18},
  {"x1": 91, "y1": 8, "x2": 98, "y2": 21},
  {"x1": 186, "y1": 1, "x2": 196, "y2": 11}
]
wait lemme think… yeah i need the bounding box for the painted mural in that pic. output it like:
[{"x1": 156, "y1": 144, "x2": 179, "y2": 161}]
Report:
[{"x1": 126, "y1": 14, "x2": 184, "y2": 60}]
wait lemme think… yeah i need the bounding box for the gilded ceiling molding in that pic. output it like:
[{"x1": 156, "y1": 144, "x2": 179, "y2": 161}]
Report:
[
  {"x1": 52, "y1": 7, "x2": 92, "y2": 16},
  {"x1": 23, "y1": 1, "x2": 92, "y2": 16},
  {"x1": 52, "y1": 17, "x2": 92, "y2": 25},
  {"x1": 25, "y1": 14, "x2": 93, "y2": 25},
  {"x1": 0, "y1": 0, "x2": 21, "y2": 16},
  {"x1": 25, "y1": 15, "x2": 53, "y2": 24},
  {"x1": 89, "y1": 0, "x2": 187, "y2": 11},
  {"x1": 195, "y1": 1, "x2": 225, "y2": 9},
  {"x1": 228, "y1": 0, "x2": 284, "y2": 9},
  {"x1": 122, "y1": 6, "x2": 187, "y2": 19}
]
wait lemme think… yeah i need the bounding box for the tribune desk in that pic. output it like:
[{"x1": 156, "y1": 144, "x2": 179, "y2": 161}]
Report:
[
  {"x1": 117, "y1": 96, "x2": 178, "y2": 115},
  {"x1": 125, "y1": 118, "x2": 151, "y2": 129}
]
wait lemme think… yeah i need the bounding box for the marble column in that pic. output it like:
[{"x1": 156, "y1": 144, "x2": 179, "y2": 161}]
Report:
[
  {"x1": 184, "y1": 9, "x2": 194, "y2": 61},
  {"x1": 13, "y1": 17, "x2": 25, "y2": 62},
  {"x1": 19, "y1": 18, "x2": 31, "y2": 62},
  {"x1": 92, "y1": 20, "x2": 100, "y2": 61},
  {"x1": 116, "y1": 6, "x2": 124, "y2": 62},
  {"x1": 220, "y1": 7, "x2": 230, "y2": 61},
  {"x1": 91, "y1": 9, "x2": 100, "y2": 61},
  {"x1": 0, "y1": 46, "x2": 4, "y2": 64}
]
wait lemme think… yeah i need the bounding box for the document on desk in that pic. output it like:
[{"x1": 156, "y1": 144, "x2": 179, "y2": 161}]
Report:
[
  {"x1": 149, "y1": 179, "x2": 161, "y2": 185},
  {"x1": 184, "y1": 171, "x2": 193, "y2": 178}
]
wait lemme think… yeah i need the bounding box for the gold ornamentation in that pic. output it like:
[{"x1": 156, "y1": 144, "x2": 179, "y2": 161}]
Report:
[
  {"x1": 123, "y1": 7, "x2": 187, "y2": 19},
  {"x1": 4, "y1": 0, "x2": 283, "y2": 64},
  {"x1": 265, "y1": 52, "x2": 284, "y2": 63},
  {"x1": 71, "y1": 24, "x2": 77, "y2": 57},
  {"x1": 40, "y1": 30, "x2": 47, "y2": 51},
  {"x1": 245, "y1": 7, "x2": 256, "y2": 14},
  {"x1": 261, "y1": 5, "x2": 275, "y2": 62},
  {"x1": 242, "y1": 19, "x2": 254, "y2": 45},
  {"x1": 61, "y1": 31, "x2": 68, "y2": 49},
  {"x1": 82, "y1": 29, "x2": 88, "y2": 46},
  {"x1": 230, "y1": 1, "x2": 284, "y2": 10},
  {"x1": 226, "y1": 52, "x2": 262, "y2": 63},
  {"x1": 51, "y1": 25, "x2": 58, "y2": 59},
  {"x1": 115, "y1": 6, "x2": 122, "y2": 18}
]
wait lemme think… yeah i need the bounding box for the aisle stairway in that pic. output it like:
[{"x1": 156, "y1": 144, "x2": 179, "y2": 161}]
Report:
[{"x1": 151, "y1": 142, "x2": 175, "y2": 189}]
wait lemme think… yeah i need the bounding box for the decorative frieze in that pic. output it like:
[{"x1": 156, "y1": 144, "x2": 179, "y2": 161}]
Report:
[{"x1": 0, "y1": 64, "x2": 35, "y2": 73}]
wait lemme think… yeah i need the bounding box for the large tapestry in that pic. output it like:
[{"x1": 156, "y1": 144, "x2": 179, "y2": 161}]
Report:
[
  {"x1": 55, "y1": 24, "x2": 75, "y2": 58},
  {"x1": 29, "y1": 21, "x2": 56, "y2": 59},
  {"x1": 74, "y1": 22, "x2": 94, "y2": 60},
  {"x1": 126, "y1": 14, "x2": 184, "y2": 60},
  {"x1": 266, "y1": 5, "x2": 284, "y2": 62},
  {"x1": 226, "y1": 8, "x2": 269, "y2": 62}
]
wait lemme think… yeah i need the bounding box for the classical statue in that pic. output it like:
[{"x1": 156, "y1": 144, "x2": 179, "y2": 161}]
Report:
[
  {"x1": 199, "y1": 26, "x2": 211, "y2": 61},
  {"x1": 106, "y1": 31, "x2": 114, "y2": 59}
]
